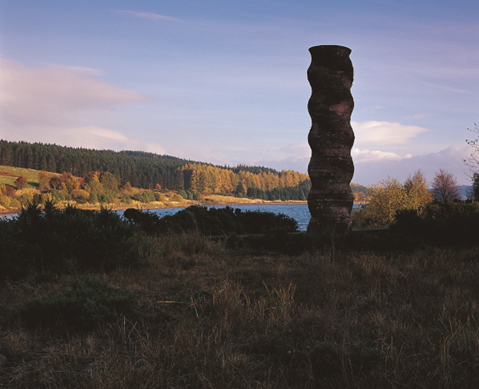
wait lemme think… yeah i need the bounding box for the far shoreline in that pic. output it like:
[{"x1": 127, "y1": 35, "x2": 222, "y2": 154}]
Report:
[{"x1": 0, "y1": 196, "x2": 310, "y2": 216}]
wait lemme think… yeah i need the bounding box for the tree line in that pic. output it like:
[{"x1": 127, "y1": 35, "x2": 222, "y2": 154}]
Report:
[
  {"x1": 0, "y1": 139, "x2": 313, "y2": 200},
  {"x1": 180, "y1": 163, "x2": 311, "y2": 200},
  {"x1": 0, "y1": 140, "x2": 188, "y2": 190}
]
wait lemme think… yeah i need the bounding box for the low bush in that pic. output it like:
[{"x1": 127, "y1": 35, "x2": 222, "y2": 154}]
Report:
[
  {"x1": 0, "y1": 202, "x2": 147, "y2": 279},
  {"x1": 153, "y1": 192, "x2": 165, "y2": 201},
  {"x1": 133, "y1": 191, "x2": 155, "y2": 203},
  {"x1": 123, "y1": 205, "x2": 298, "y2": 236},
  {"x1": 171, "y1": 194, "x2": 184, "y2": 202},
  {"x1": 392, "y1": 202, "x2": 479, "y2": 247},
  {"x1": 156, "y1": 206, "x2": 298, "y2": 235},
  {"x1": 0, "y1": 194, "x2": 11, "y2": 207}
]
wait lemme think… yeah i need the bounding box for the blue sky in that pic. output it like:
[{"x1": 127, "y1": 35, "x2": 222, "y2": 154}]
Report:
[{"x1": 0, "y1": 0, "x2": 478, "y2": 185}]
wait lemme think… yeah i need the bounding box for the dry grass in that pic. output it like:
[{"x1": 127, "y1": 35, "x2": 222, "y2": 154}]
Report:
[{"x1": 1, "y1": 235, "x2": 479, "y2": 388}]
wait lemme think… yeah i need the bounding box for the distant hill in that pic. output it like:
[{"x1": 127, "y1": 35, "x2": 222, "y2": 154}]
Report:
[
  {"x1": 0, "y1": 140, "x2": 314, "y2": 200},
  {"x1": 458, "y1": 185, "x2": 473, "y2": 200},
  {"x1": 0, "y1": 139, "x2": 370, "y2": 202}
]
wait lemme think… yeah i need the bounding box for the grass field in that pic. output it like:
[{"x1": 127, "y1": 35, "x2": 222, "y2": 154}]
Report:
[
  {"x1": 1, "y1": 227, "x2": 479, "y2": 388},
  {"x1": 0, "y1": 166, "x2": 40, "y2": 188}
]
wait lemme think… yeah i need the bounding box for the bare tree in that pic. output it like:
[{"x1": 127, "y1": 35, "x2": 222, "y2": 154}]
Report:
[
  {"x1": 472, "y1": 173, "x2": 479, "y2": 200},
  {"x1": 465, "y1": 123, "x2": 479, "y2": 173},
  {"x1": 431, "y1": 169, "x2": 460, "y2": 200},
  {"x1": 465, "y1": 124, "x2": 479, "y2": 198}
]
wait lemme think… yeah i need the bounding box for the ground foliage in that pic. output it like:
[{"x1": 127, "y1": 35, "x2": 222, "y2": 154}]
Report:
[
  {"x1": 391, "y1": 200, "x2": 479, "y2": 247},
  {"x1": 1, "y1": 230, "x2": 479, "y2": 387},
  {"x1": 13, "y1": 275, "x2": 140, "y2": 332},
  {"x1": 352, "y1": 171, "x2": 433, "y2": 228},
  {"x1": 124, "y1": 205, "x2": 299, "y2": 236},
  {"x1": 0, "y1": 202, "x2": 146, "y2": 279},
  {"x1": 2, "y1": 204, "x2": 479, "y2": 387}
]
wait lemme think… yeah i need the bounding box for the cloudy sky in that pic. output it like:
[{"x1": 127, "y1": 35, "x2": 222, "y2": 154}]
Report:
[{"x1": 0, "y1": 0, "x2": 478, "y2": 185}]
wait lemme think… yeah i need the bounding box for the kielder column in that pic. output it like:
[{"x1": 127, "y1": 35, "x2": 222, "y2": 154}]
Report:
[{"x1": 307, "y1": 45, "x2": 355, "y2": 236}]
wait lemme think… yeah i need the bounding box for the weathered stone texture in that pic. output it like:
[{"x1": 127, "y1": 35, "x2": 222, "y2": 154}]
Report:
[{"x1": 307, "y1": 45, "x2": 355, "y2": 236}]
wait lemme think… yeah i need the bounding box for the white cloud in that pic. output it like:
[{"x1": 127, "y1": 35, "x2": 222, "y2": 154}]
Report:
[
  {"x1": 84, "y1": 126, "x2": 130, "y2": 142},
  {"x1": 118, "y1": 10, "x2": 179, "y2": 21},
  {"x1": 0, "y1": 59, "x2": 148, "y2": 128},
  {"x1": 353, "y1": 144, "x2": 471, "y2": 186},
  {"x1": 352, "y1": 148, "x2": 412, "y2": 163},
  {"x1": 352, "y1": 121, "x2": 431, "y2": 148},
  {"x1": 0, "y1": 59, "x2": 157, "y2": 155}
]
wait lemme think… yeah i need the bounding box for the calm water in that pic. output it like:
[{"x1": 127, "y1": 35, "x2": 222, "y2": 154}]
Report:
[
  {"x1": 117, "y1": 204, "x2": 312, "y2": 231},
  {"x1": 2, "y1": 203, "x2": 361, "y2": 232}
]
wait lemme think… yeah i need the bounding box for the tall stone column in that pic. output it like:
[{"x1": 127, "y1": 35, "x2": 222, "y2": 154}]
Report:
[{"x1": 307, "y1": 45, "x2": 355, "y2": 236}]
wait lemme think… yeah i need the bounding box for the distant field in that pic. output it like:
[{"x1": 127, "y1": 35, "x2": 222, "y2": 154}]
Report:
[{"x1": 0, "y1": 165, "x2": 40, "y2": 188}]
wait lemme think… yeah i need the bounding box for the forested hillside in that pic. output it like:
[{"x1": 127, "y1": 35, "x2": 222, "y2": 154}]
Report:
[{"x1": 0, "y1": 140, "x2": 312, "y2": 200}]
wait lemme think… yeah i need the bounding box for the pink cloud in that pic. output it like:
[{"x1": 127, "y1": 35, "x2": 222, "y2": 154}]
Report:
[{"x1": 0, "y1": 59, "x2": 149, "y2": 128}]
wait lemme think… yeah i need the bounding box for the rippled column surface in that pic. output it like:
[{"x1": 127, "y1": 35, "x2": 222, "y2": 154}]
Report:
[{"x1": 307, "y1": 45, "x2": 355, "y2": 236}]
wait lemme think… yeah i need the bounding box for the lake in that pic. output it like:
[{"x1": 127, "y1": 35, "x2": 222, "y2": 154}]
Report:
[
  {"x1": 118, "y1": 203, "x2": 362, "y2": 232},
  {"x1": 2, "y1": 203, "x2": 362, "y2": 232},
  {"x1": 117, "y1": 204, "x2": 312, "y2": 231}
]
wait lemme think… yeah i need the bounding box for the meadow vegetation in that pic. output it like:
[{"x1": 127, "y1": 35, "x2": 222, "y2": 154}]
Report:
[
  {"x1": 1, "y1": 201, "x2": 479, "y2": 388},
  {"x1": 0, "y1": 165, "x2": 203, "y2": 213}
]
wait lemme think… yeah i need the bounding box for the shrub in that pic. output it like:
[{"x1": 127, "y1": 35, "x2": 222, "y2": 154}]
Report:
[
  {"x1": 49, "y1": 189, "x2": 70, "y2": 201},
  {"x1": 193, "y1": 191, "x2": 202, "y2": 201},
  {"x1": 98, "y1": 193, "x2": 113, "y2": 203},
  {"x1": 0, "y1": 195, "x2": 11, "y2": 207},
  {"x1": 14, "y1": 275, "x2": 140, "y2": 331},
  {"x1": 32, "y1": 192, "x2": 51, "y2": 205},
  {"x1": 71, "y1": 188, "x2": 90, "y2": 202},
  {"x1": 14, "y1": 175, "x2": 28, "y2": 189},
  {"x1": 1, "y1": 184, "x2": 16, "y2": 197},
  {"x1": 353, "y1": 172, "x2": 432, "y2": 228},
  {"x1": 121, "y1": 195, "x2": 132, "y2": 204},
  {"x1": 17, "y1": 193, "x2": 32, "y2": 206},
  {"x1": 0, "y1": 203, "x2": 147, "y2": 279},
  {"x1": 123, "y1": 208, "x2": 162, "y2": 235},
  {"x1": 154, "y1": 192, "x2": 165, "y2": 201},
  {"x1": 157, "y1": 206, "x2": 298, "y2": 235},
  {"x1": 171, "y1": 194, "x2": 184, "y2": 202},
  {"x1": 9, "y1": 198, "x2": 21, "y2": 208},
  {"x1": 89, "y1": 192, "x2": 98, "y2": 203},
  {"x1": 391, "y1": 201, "x2": 479, "y2": 246},
  {"x1": 132, "y1": 191, "x2": 155, "y2": 203}
]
